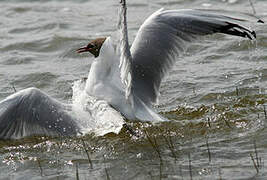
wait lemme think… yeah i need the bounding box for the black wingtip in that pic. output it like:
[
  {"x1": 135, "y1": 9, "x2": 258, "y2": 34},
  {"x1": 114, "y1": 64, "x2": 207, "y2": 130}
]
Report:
[
  {"x1": 251, "y1": 31, "x2": 256, "y2": 38},
  {"x1": 257, "y1": 19, "x2": 264, "y2": 23},
  {"x1": 244, "y1": 30, "x2": 256, "y2": 40},
  {"x1": 219, "y1": 22, "x2": 257, "y2": 40}
]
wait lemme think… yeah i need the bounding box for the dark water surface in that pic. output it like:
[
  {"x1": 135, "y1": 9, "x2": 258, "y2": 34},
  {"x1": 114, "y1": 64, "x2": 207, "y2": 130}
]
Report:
[{"x1": 0, "y1": 0, "x2": 267, "y2": 179}]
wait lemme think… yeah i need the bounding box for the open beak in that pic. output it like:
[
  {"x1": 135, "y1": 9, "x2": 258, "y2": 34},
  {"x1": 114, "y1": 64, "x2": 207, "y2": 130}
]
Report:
[{"x1": 76, "y1": 46, "x2": 91, "y2": 53}]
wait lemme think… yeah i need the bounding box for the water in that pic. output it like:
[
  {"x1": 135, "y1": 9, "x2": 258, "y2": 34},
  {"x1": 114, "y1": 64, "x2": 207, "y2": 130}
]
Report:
[{"x1": 0, "y1": 0, "x2": 267, "y2": 179}]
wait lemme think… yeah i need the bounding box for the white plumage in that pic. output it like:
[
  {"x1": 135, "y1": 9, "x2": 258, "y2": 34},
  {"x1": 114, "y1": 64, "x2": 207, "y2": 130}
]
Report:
[{"x1": 85, "y1": 2, "x2": 257, "y2": 122}]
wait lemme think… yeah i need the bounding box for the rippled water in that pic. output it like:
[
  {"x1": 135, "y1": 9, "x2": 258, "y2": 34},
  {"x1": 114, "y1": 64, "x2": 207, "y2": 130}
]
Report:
[{"x1": 0, "y1": 0, "x2": 267, "y2": 179}]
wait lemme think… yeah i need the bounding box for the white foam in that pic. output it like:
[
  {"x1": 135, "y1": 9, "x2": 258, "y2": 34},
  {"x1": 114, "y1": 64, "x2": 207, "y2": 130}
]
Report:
[{"x1": 71, "y1": 79, "x2": 125, "y2": 136}]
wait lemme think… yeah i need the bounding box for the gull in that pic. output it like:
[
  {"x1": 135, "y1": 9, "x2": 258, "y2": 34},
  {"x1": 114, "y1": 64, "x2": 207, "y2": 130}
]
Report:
[
  {"x1": 0, "y1": 0, "x2": 259, "y2": 139},
  {"x1": 76, "y1": 1, "x2": 257, "y2": 122}
]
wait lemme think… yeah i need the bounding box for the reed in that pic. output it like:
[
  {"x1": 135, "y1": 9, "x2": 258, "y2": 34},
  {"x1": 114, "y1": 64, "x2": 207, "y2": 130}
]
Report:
[
  {"x1": 263, "y1": 105, "x2": 267, "y2": 120},
  {"x1": 235, "y1": 86, "x2": 239, "y2": 96},
  {"x1": 250, "y1": 153, "x2": 259, "y2": 173},
  {"x1": 8, "y1": 81, "x2": 17, "y2": 93},
  {"x1": 250, "y1": 140, "x2": 263, "y2": 173},
  {"x1": 37, "y1": 158, "x2": 44, "y2": 177},
  {"x1": 81, "y1": 138, "x2": 93, "y2": 169},
  {"x1": 162, "y1": 130, "x2": 177, "y2": 162},
  {"x1": 12, "y1": 84, "x2": 17, "y2": 93},
  {"x1": 179, "y1": 165, "x2": 184, "y2": 180},
  {"x1": 207, "y1": 117, "x2": 211, "y2": 128},
  {"x1": 76, "y1": 163, "x2": 80, "y2": 180},
  {"x1": 144, "y1": 130, "x2": 163, "y2": 180},
  {"x1": 254, "y1": 140, "x2": 259, "y2": 169},
  {"x1": 248, "y1": 0, "x2": 256, "y2": 14},
  {"x1": 206, "y1": 137, "x2": 211, "y2": 162},
  {"x1": 188, "y1": 153, "x2": 193, "y2": 180},
  {"x1": 103, "y1": 155, "x2": 111, "y2": 180},
  {"x1": 105, "y1": 168, "x2": 111, "y2": 180},
  {"x1": 144, "y1": 130, "x2": 162, "y2": 162},
  {"x1": 123, "y1": 123, "x2": 139, "y2": 137},
  {"x1": 223, "y1": 118, "x2": 232, "y2": 129}
]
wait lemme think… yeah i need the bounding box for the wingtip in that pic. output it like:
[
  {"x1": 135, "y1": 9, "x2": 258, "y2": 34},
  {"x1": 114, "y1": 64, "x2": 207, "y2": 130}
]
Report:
[
  {"x1": 257, "y1": 19, "x2": 264, "y2": 23},
  {"x1": 252, "y1": 30, "x2": 256, "y2": 39}
]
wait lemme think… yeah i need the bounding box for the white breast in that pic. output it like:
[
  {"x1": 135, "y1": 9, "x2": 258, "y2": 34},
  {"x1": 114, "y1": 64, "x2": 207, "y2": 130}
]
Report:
[{"x1": 85, "y1": 37, "x2": 135, "y2": 119}]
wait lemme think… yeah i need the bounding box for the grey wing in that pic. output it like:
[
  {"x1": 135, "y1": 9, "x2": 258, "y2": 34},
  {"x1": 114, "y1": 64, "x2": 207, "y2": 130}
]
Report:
[
  {"x1": 130, "y1": 9, "x2": 257, "y2": 106},
  {"x1": 0, "y1": 87, "x2": 80, "y2": 139}
]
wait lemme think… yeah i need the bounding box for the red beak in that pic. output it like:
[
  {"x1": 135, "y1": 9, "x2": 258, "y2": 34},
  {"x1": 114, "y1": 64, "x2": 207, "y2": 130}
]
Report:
[{"x1": 76, "y1": 46, "x2": 91, "y2": 53}]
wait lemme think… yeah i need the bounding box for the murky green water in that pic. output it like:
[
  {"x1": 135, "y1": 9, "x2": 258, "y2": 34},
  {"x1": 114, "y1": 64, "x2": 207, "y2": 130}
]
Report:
[{"x1": 0, "y1": 0, "x2": 266, "y2": 179}]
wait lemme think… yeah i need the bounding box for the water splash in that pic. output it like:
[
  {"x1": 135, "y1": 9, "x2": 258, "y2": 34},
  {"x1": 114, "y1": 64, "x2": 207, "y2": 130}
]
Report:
[{"x1": 71, "y1": 79, "x2": 124, "y2": 136}]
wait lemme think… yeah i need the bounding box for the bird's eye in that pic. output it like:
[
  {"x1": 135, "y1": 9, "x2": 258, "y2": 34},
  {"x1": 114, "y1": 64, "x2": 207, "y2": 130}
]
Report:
[{"x1": 87, "y1": 43, "x2": 95, "y2": 48}]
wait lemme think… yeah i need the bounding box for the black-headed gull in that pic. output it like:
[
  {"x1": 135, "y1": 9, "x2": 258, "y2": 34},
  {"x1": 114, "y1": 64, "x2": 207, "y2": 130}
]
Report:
[{"x1": 76, "y1": 0, "x2": 257, "y2": 122}]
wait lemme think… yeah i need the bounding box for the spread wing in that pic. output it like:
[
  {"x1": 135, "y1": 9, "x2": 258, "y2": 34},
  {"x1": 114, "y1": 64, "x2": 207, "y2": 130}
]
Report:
[
  {"x1": 0, "y1": 88, "x2": 80, "y2": 139},
  {"x1": 130, "y1": 9, "x2": 258, "y2": 106}
]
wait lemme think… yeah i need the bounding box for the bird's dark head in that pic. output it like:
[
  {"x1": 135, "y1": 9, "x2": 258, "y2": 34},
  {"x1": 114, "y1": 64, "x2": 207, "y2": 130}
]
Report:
[{"x1": 77, "y1": 37, "x2": 107, "y2": 58}]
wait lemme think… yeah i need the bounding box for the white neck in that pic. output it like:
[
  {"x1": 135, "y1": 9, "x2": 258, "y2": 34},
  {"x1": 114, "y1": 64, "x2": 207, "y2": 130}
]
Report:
[{"x1": 85, "y1": 37, "x2": 122, "y2": 95}]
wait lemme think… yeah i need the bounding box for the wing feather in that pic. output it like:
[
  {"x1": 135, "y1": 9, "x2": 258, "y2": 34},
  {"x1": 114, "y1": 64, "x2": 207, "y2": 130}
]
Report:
[
  {"x1": 0, "y1": 88, "x2": 80, "y2": 139},
  {"x1": 130, "y1": 9, "x2": 257, "y2": 106}
]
